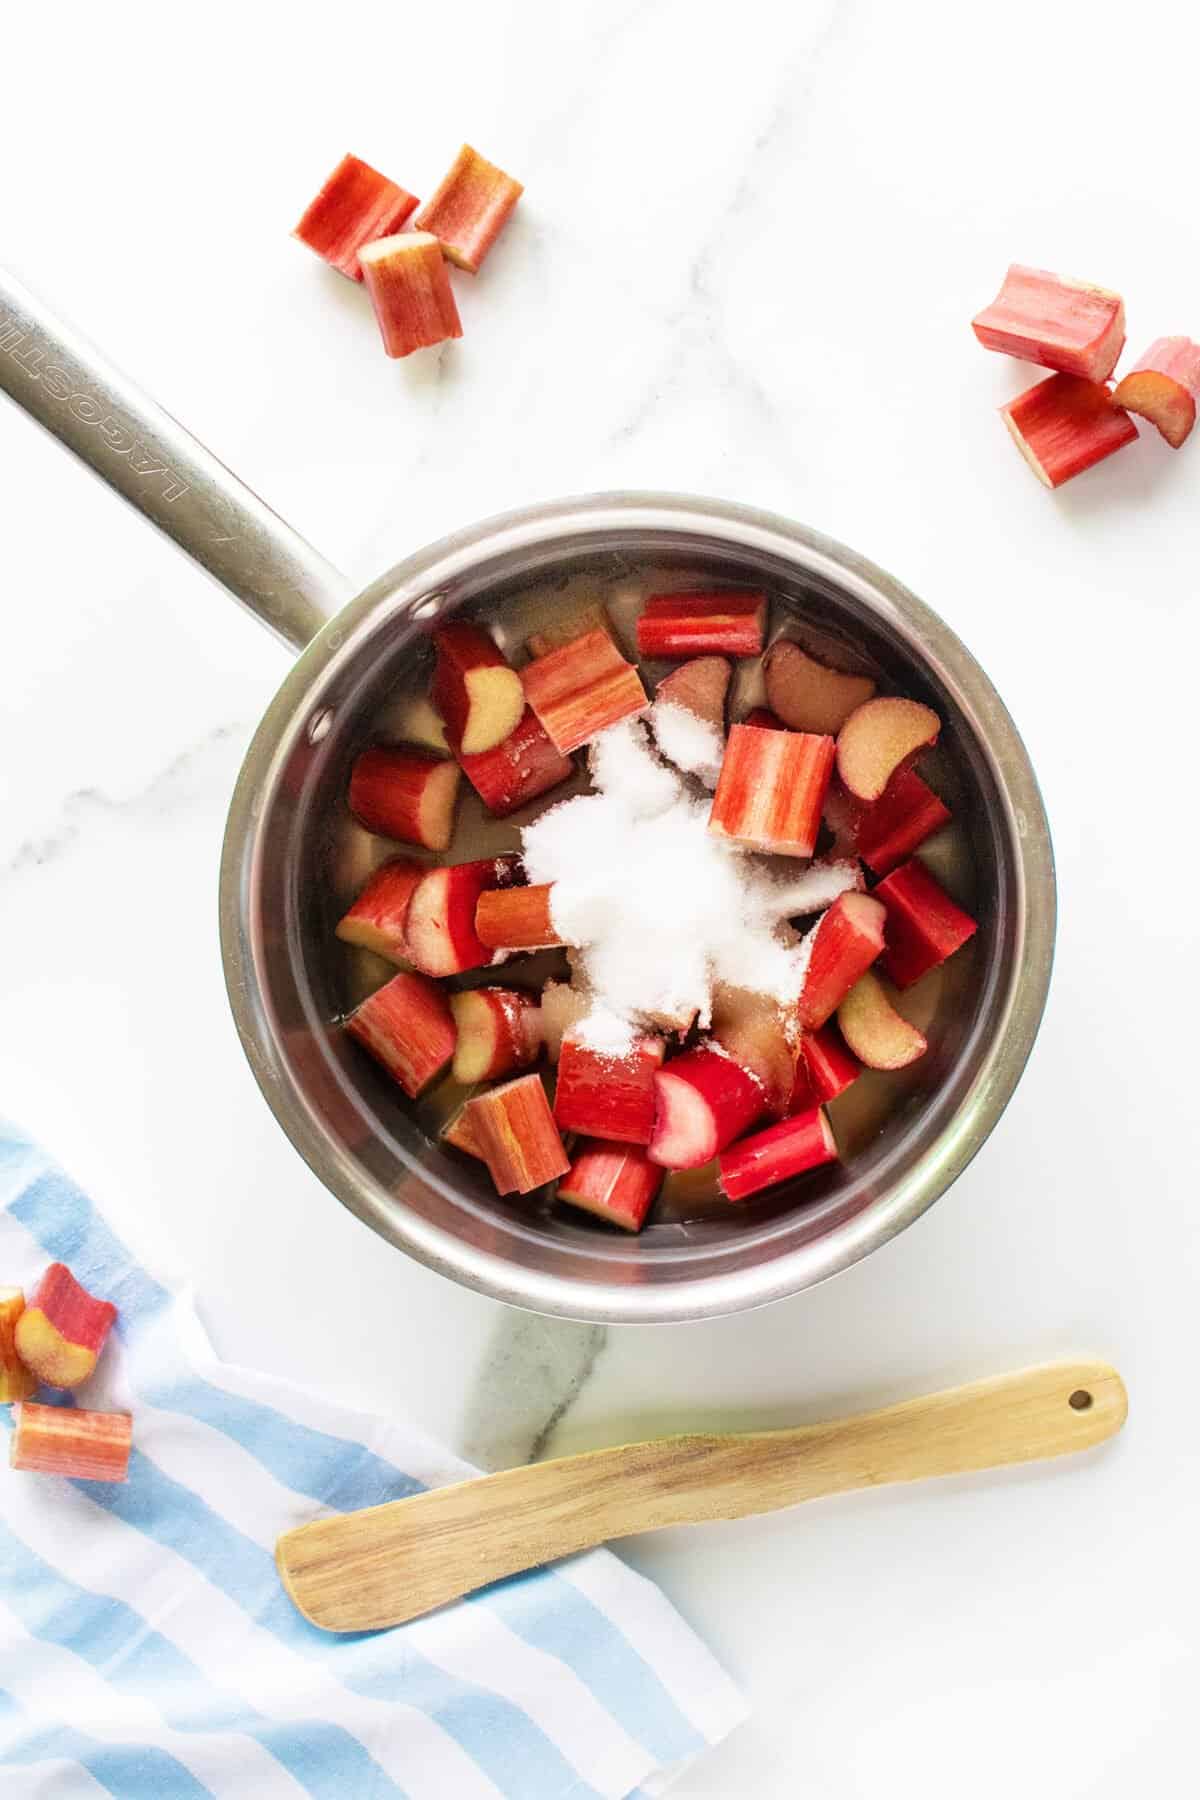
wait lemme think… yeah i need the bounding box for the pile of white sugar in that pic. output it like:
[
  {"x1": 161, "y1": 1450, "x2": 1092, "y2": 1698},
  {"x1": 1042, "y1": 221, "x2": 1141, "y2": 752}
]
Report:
[{"x1": 520, "y1": 720, "x2": 859, "y2": 1051}]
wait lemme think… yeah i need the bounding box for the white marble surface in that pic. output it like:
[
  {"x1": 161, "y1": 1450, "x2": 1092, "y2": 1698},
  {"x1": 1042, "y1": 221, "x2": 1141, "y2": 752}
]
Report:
[{"x1": 2, "y1": 1, "x2": 1198, "y2": 1792}]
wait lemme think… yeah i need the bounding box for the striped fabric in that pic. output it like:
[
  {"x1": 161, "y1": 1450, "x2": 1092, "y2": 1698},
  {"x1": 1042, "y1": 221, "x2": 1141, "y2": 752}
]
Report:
[{"x1": 0, "y1": 1129, "x2": 746, "y2": 1798}]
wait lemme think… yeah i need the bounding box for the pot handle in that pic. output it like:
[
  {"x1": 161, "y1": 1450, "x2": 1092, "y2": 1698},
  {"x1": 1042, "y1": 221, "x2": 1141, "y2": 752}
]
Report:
[{"x1": 0, "y1": 266, "x2": 353, "y2": 651}]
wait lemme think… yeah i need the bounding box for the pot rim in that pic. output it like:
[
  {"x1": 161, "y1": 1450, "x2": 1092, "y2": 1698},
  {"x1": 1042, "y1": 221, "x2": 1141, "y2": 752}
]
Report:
[{"x1": 219, "y1": 492, "x2": 1056, "y2": 1323}]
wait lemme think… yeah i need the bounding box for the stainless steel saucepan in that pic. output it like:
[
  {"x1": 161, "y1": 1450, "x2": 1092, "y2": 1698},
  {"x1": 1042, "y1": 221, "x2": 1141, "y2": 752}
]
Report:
[{"x1": 0, "y1": 267, "x2": 1056, "y2": 1324}]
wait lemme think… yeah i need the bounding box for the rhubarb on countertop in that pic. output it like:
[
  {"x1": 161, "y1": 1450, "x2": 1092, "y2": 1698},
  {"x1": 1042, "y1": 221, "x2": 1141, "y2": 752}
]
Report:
[
  {"x1": 972, "y1": 264, "x2": 1126, "y2": 382},
  {"x1": 293, "y1": 153, "x2": 418, "y2": 280},
  {"x1": 1113, "y1": 338, "x2": 1200, "y2": 448},
  {"x1": 359, "y1": 233, "x2": 463, "y2": 358},
  {"x1": 413, "y1": 144, "x2": 523, "y2": 274}
]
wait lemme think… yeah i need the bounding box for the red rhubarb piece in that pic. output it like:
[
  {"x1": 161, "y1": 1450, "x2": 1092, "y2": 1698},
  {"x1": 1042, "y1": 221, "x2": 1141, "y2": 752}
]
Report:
[
  {"x1": 539, "y1": 982, "x2": 590, "y2": 1062},
  {"x1": 708, "y1": 723, "x2": 835, "y2": 858},
  {"x1": 838, "y1": 972, "x2": 927, "y2": 1071},
  {"x1": 655, "y1": 655, "x2": 731, "y2": 728},
  {"x1": 359, "y1": 232, "x2": 463, "y2": 358},
  {"x1": 742, "y1": 706, "x2": 785, "y2": 729},
  {"x1": 10, "y1": 1401, "x2": 132, "y2": 1483},
  {"x1": 292, "y1": 153, "x2": 418, "y2": 281},
  {"x1": 718, "y1": 1105, "x2": 838, "y2": 1202},
  {"x1": 405, "y1": 855, "x2": 522, "y2": 977},
  {"x1": 647, "y1": 1045, "x2": 765, "y2": 1170},
  {"x1": 763, "y1": 640, "x2": 876, "y2": 737},
  {"x1": 1112, "y1": 338, "x2": 1200, "y2": 448},
  {"x1": 557, "y1": 1139, "x2": 664, "y2": 1233},
  {"x1": 796, "y1": 891, "x2": 887, "y2": 1031},
  {"x1": 345, "y1": 970, "x2": 456, "y2": 1096},
  {"x1": 14, "y1": 1265, "x2": 117, "y2": 1390},
  {"x1": 854, "y1": 767, "x2": 952, "y2": 876},
  {"x1": 432, "y1": 622, "x2": 525, "y2": 756},
  {"x1": 972, "y1": 264, "x2": 1126, "y2": 382},
  {"x1": 466, "y1": 1073, "x2": 570, "y2": 1195},
  {"x1": 636, "y1": 590, "x2": 767, "y2": 660},
  {"x1": 553, "y1": 1032, "x2": 666, "y2": 1145},
  {"x1": 474, "y1": 882, "x2": 564, "y2": 952},
  {"x1": 450, "y1": 986, "x2": 542, "y2": 1083},
  {"x1": 875, "y1": 858, "x2": 979, "y2": 988},
  {"x1": 797, "y1": 1025, "x2": 861, "y2": 1105},
  {"x1": 1000, "y1": 374, "x2": 1138, "y2": 489},
  {"x1": 336, "y1": 857, "x2": 425, "y2": 963},
  {"x1": 711, "y1": 987, "x2": 797, "y2": 1118},
  {"x1": 0, "y1": 1289, "x2": 36, "y2": 1404},
  {"x1": 348, "y1": 746, "x2": 461, "y2": 850},
  {"x1": 836, "y1": 697, "x2": 940, "y2": 804},
  {"x1": 521, "y1": 628, "x2": 649, "y2": 754},
  {"x1": 452, "y1": 706, "x2": 574, "y2": 816},
  {"x1": 413, "y1": 143, "x2": 523, "y2": 274}
]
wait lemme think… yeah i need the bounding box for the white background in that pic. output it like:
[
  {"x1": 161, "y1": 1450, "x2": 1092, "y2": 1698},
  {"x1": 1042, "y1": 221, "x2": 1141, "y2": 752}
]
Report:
[{"x1": 1, "y1": 2, "x2": 1197, "y2": 1793}]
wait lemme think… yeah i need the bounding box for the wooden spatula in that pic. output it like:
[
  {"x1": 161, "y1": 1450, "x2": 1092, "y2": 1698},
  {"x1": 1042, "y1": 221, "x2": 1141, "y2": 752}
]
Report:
[{"x1": 277, "y1": 1358, "x2": 1126, "y2": 1633}]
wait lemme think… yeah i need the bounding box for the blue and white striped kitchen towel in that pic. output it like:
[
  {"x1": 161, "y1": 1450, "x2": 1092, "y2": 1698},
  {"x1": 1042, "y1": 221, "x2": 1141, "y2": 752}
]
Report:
[{"x1": 0, "y1": 1127, "x2": 746, "y2": 1799}]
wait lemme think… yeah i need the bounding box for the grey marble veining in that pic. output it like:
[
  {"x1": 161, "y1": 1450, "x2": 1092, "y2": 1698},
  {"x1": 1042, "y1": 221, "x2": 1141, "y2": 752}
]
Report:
[{"x1": 458, "y1": 1315, "x2": 609, "y2": 1471}]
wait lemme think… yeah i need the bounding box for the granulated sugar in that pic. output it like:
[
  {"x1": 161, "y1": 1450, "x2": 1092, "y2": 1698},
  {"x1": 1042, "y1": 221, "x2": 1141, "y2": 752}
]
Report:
[
  {"x1": 650, "y1": 700, "x2": 725, "y2": 789},
  {"x1": 521, "y1": 720, "x2": 849, "y2": 1038}
]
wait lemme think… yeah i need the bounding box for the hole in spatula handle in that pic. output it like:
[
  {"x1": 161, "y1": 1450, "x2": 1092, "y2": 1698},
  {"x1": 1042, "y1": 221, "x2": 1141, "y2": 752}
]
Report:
[{"x1": 1068, "y1": 1388, "x2": 1094, "y2": 1411}]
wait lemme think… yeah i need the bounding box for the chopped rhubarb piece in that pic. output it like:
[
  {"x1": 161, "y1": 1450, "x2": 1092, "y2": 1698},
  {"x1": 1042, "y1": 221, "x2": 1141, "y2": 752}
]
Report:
[
  {"x1": 711, "y1": 987, "x2": 797, "y2": 1118},
  {"x1": 432, "y1": 622, "x2": 525, "y2": 756},
  {"x1": 875, "y1": 858, "x2": 979, "y2": 988},
  {"x1": 0, "y1": 1289, "x2": 36, "y2": 1404},
  {"x1": 743, "y1": 706, "x2": 785, "y2": 729},
  {"x1": 557, "y1": 1139, "x2": 664, "y2": 1232},
  {"x1": 854, "y1": 767, "x2": 952, "y2": 875},
  {"x1": 636, "y1": 590, "x2": 767, "y2": 659},
  {"x1": 540, "y1": 982, "x2": 590, "y2": 1061},
  {"x1": 336, "y1": 857, "x2": 425, "y2": 963},
  {"x1": 10, "y1": 1401, "x2": 131, "y2": 1482},
  {"x1": 346, "y1": 970, "x2": 456, "y2": 1096},
  {"x1": 452, "y1": 705, "x2": 574, "y2": 816},
  {"x1": 521, "y1": 629, "x2": 649, "y2": 754},
  {"x1": 796, "y1": 891, "x2": 887, "y2": 1031},
  {"x1": 836, "y1": 696, "x2": 940, "y2": 804},
  {"x1": 798, "y1": 1025, "x2": 862, "y2": 1104},
  {"x1": 450, "y1": 986, "x2": 542, "y2": 1083},
  {"x1": 972, "y1": 264, "x2": 1126, "y2": 382},
  {"x1": 292, "y1": 153, "x2": 419, "y2": 281},
  {"x1": 655, "y1": 655, "x2": 731, "y2": 729},
  {"x1": 718, "y1": 1105, "x2": 838, "y2": 1202},
  {"x1": 708, "y1": 722, "x2": 835, "y2": 858},
  {"x1": 442, "y1": 1102, "x2": 487, "y2": 1161},
  {"x1": 14, "y1": 1265, "x2": 116, "y2": 1390},
  {"x1": 838, "y1": 971, "x2": 927, "y2": 1071},
  {"x1": 527, "y1": 603, "x2": 615, "y2": 661},
  {"x1": 647, "y1": 1045, "x2": 765, "y2": 1170},
  {"x1": 466, "y1": 1073, "x2": 570, "y2": 1195},
  {"x1": 1000, "y1": 374, "x2": 1138, "y2": 489},
  {"x1": 359, "y1": 232, "x2": 463, "y2": 358},
  {"x1": 474, "y1": 882, "x2": 564, "y2": 951},
  {"x1": 348, "y1": 746, "x2": 461, "y2": 850},
  {"x1": 405, "y1": 856, "x2": 522, "y2": 977},
  {"x1": 763, "y1": 640, "x2": 876, "y2": 736},
  {"x1": 1113, "y1": 337, "x2": 1200, "y2": 448},
  {"x1": 554, "y1": 1032, "x2": 666, "y2": 1145},
  {"x1": 413, "y1": 143, "x2": 523, "y2": 274}
]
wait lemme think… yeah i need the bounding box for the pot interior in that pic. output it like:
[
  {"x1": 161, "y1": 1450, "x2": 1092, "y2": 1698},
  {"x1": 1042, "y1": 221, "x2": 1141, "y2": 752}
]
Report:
[{"x1": 226, "y1": 505, "x2": 1047, "y2": 1320}]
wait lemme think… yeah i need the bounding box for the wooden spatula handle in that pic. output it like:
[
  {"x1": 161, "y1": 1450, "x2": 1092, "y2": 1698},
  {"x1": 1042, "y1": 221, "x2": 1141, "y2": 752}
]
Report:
[{"x1": 277, "y1": 1359, "x2": 1125, "y2": 1633}]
